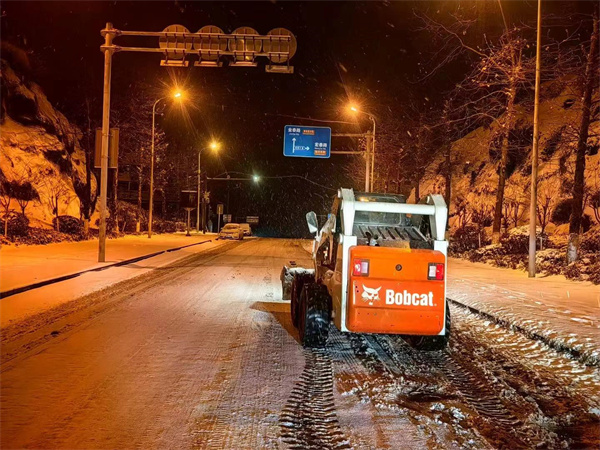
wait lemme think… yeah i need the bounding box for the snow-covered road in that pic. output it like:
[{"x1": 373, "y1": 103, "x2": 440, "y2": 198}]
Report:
[{"x1": 1, "y1": 239, "x2": 598, "y2": 449}]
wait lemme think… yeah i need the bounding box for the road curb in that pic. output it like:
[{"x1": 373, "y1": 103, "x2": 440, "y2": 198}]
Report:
[
  {"x1": 448, "y1": 297, "x2": 598, "y2": 368},
  {"x1": 0, "y1": 239, "x2": 212, "y2": 300}
]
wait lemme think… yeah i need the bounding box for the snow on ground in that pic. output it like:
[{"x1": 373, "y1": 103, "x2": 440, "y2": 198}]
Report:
[
  {"x1": 2, "y1": 239, "x2": 598, "y2": 449},
  {"x1": 0, "y1": 232, "x2": 214, "y2": 294},
  {"x1": 1, "y1": 239, "x2": 310, "y2": 449},
  {"x1": 0, "y1": 239, "x2": 222, "y2": 327},
  {"x1": 447, "y1": 257, "x2": 600, "y2": 366}
]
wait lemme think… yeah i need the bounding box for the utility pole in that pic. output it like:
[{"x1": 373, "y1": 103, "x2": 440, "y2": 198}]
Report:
[
  {"x1": 148, "y1": 98, "x2": 161, "y2": 239},
  {"x1": 365, "y1": 131, "x2": 372, "y2": 192},
  {"x1": 196, "y1": 150, "x2": 201, "y2": 232},
  {"x1": 370, "y1": 118, "x2": 376, "y2": 192},
  {"x1": 528, "y1": 0, "x2": 542, "y2": 277},
  {"x1": 98, "y1": 23, "x2": 115, "y2": 262}
]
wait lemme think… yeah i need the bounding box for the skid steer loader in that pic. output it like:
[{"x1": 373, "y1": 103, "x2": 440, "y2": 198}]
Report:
[{"x1": 281, "y1": 188, "x2": 450, "y2": 350}]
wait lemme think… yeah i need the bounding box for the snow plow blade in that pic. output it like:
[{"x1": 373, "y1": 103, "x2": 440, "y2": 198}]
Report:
[{"x1": 280, "y1": 266, "x2": 314, "y2": 301}]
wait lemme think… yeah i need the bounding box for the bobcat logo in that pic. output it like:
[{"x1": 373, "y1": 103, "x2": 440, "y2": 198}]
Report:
[{"x1": 361, "y1": 285, "x2": 382, "y2": 305}]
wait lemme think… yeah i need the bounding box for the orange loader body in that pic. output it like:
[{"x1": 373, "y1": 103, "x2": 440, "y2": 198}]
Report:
[
  {"x1": 282, "y1": 188, "x2": 450, "y2": 349},
  {"x1": 347, "y1": 247, "x2": 445, "y2": 335}
]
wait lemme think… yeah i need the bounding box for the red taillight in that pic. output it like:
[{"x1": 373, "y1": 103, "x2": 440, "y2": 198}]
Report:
[
  {"x1": 428, "y1": 263, "x2": 444, "y2": 280},
  {"x1": 352, "y1": 259, "x2": 370, "y2": 277}
]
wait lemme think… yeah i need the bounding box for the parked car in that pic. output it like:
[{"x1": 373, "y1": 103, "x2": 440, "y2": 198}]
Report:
[
  {"x1": 218, "y1": 223, "x2": 244, "y2": 240},
  {"x1": 240, "y1": 223, "x2": 252, "y2": 236}
]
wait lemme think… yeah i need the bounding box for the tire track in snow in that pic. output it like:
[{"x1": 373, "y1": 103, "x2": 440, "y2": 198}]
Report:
[
  {"x1": 280, "y1": 349, "x2": 351, "y2": 450},
  {"x1": 448, "y1": 297, "x2": 599, "y2": 368},
  {"x1": 345, "y1": 333, "x2": 488, "y2": 449}
]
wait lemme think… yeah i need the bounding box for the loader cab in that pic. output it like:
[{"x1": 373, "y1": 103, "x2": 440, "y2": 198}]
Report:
[{"x1": 352, "y1": 193, "x2": 433, "y2": 250}]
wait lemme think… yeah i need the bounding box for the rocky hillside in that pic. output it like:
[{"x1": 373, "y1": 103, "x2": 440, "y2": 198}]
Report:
[
  {"x1": 0, "y1": 56, "x2": 96, "y2": 229},
  {"x1": 413, "y1": 77, "x2": 600, "y2": 233}
]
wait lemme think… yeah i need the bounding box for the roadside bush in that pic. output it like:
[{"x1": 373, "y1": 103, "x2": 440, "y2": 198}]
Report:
[
  {"x1": 551, "y1": 198, "x2": 592, "y2": 231},
  {"x1": 580, "y1": 227, "x2": 600, "y2": 253},
  {"x1": 551, "y1": 199, "x2": 572, "y2": 224},
  {"x1": 53, "y1": 215, "x2": 83, "y2": 235},
  {"x1": 152, "y1": 218, "x2": 185, "y2": 233},
  {"x1": 116, "y1": 200, "x2": 143, "y2": 233},
  {"x1": 0, "y1": 211, "x2": 29, "y2": 237},
  {"x1": 449, "y1": 225, "x2": 488, "y2": 254},
  {"x1": 501, "y1": 230, "x2": 529, "y2": 254},
  {"x1": 588, "y1": 261, "x2": 600, "y2": 284}
]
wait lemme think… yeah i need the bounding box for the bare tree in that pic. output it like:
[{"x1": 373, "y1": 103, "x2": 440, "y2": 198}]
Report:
[
  {"x1": 537, "y1": 175, "x2": 561, "y2": 233},
  {"x1": 503, "y1": 178, "x2": 528, "y2": 229},
  {"x1": 0, "y1": 177, "x2": 12, "y2": 237},
  {"x1": 113, "y1": 84, "x2": 169, "y2": 231},
  {"x1": 75, "y1": 97, "x2": 99, "y2": 237},
  {"x1": 416, "y1": 3, "x2": 580, "y2": 244},
  {"x1": 469, "y1": 187, "x2": 495, "y2": 230},
  {"x1": 568, "y1": 4, "x2": 599, "y2": 262},
  {"x1": 453, "y1": 195, "x2": 472, "y2": 229},
  {"x1": 40, "y1": 174, "x2": 72, "y2": 232},
  {"x1": 590, "y1": 190, "x2": 600, "y2": 226},
  {"x1": 10, "y1": 167, "x2": 39, "y2": 217}
]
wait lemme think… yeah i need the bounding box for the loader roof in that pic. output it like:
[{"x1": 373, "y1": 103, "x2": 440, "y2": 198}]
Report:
[{"x1": 337, "y1": 188, "x2": 448, "y2": 248}]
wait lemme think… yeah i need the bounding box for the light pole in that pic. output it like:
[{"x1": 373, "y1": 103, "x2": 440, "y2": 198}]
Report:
[
  {"x1": 348, "y1": 105, "x2": 377, "y2": 192},
  {"x1": 98, "y1": 23, "x2": 115, "y2": 262},
  {"x1": 528, "y1": 0, "x2": 543, "y2": 277},
  {"x1": 148, "y1": 90, "x2": 183, "y2": 239},
  {"x1": 197, "y1": 140, "x2": 220, "y2": 233}
]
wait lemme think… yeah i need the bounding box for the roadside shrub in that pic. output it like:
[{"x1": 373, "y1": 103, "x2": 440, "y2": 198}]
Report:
[
  {"x1": 0, "y1": 211, "x2": 29, "y2": 237},
  {"x1": 152, "y1": 218, "x2": 185, "y2": 233},
  {"x1": 551, "y1": 199, "x2": 592, "y2": 231},
  {"x1": 501, "y1": 232, "x2": 529, "y2": 254},
  {"x1": 53, "y1": 215, "x2": 83, "y2": 235},
  {"x1": 588, "y1": 261, "x2": 600, "y2": 284},
  {"x1": 116, "y1": 200, "x2": 143, "y2": 233},
  {"x1": 551, "y1": 199, "x2": 572, "y2": 224},
  {"x1": 449, "y1": 225, "x2": 488, "y2": 254},
  {"x1": 580, "y1": 227, "x2": 600, "y2": 253}
]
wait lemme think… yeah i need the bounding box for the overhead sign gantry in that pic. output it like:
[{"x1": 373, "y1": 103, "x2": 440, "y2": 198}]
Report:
[{"x1": 96, "y1": 22, "x2": 296, "y2": 262}]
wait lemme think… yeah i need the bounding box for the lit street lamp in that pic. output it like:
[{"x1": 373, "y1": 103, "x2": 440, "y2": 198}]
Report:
[
  {"x1": 347, "y1": 104, "x2": 376, "y2": 192},
  {"x1": 148, "y1": 89, "x2": 184, "y2": 239},
  {"x1": 197, "y1": 140, "x2": 220, "y2": 233}
]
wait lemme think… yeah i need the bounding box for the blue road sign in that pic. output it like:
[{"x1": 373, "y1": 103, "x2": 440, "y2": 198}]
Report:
[{"x1": 283, "y1": 125, "x2": 331, "y2": 158}]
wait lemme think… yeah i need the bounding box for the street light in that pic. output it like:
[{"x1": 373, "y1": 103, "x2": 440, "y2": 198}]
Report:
[
  {"x1": 253, "y1": 174, "x2": 260, "y2": 183},
  {"x1": 148, "y1": 89, "x2": 184, "y2": 239},
  {"x1": 197, "y1": 140, "x2": 221, "y2": 233},
  {"x1": 347, "y1": 103, "x2": 377, "y2": 192}
]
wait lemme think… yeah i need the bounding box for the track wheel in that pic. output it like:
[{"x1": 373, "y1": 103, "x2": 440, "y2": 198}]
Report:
[
  {"x1": 411, "y1": 306, "x2": 451, "y2": 351},
  {"x1": 298, "y1": 283, "x2": 331, "y2": 348},
  {"x1": 290, "y1": 273, "x2": 314, "y2": 328}
]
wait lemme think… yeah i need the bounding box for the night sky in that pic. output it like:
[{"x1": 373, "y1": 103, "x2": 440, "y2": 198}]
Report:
[{"x1": 0, "y1": 1, "x2": 589, "y2": 236}]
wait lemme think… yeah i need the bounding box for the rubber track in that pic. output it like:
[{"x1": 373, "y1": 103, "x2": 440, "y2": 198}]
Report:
[{"x1": 280, "y1": 349, "x2": 350, "y2": 450}]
